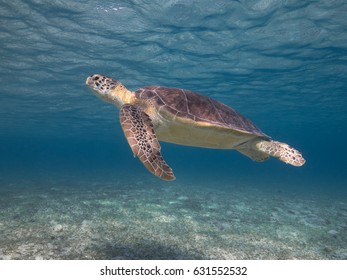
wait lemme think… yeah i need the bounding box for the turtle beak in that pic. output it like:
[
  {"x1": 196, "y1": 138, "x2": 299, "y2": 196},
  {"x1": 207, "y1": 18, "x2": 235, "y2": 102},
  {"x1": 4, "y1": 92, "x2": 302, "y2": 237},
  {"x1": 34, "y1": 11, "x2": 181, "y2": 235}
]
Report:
[
  {"x1": 86, "y1": 76, "x2": 93, "y2": 86},
  {"x1": 86, "y1": 74, "x2": 103, "y2": 93},
  {"x1": 85, "y1": 74, "x2": 118, "y2": 92},
  {"x1": 86, "y1": 75, "x2": 102, "y2": 97}
]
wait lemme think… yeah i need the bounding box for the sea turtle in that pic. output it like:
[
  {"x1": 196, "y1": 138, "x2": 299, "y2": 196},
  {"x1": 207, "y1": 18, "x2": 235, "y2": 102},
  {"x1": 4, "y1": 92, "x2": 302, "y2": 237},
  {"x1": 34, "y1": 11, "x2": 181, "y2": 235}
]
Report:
[{"x1": 86, "y1": 74, "x2": 305, "y2": 180}]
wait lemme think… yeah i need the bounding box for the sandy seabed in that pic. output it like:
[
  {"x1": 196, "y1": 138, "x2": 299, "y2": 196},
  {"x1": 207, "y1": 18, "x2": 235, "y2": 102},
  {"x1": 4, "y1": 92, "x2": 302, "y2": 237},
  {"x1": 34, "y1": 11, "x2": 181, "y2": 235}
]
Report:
[{"x1": 0, "y1": 178, "x2": 346, "y2": 260}]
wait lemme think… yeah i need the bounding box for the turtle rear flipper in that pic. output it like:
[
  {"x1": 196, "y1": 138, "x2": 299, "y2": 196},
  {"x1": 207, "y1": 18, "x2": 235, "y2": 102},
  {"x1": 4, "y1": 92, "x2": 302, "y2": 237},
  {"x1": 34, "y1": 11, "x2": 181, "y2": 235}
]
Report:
[
  {"x1": 256, "y1": 140, "x2": 305, "y2": 166},
  {"x1": 120, "y1": 104, "x2": 175, "y2": 180}
]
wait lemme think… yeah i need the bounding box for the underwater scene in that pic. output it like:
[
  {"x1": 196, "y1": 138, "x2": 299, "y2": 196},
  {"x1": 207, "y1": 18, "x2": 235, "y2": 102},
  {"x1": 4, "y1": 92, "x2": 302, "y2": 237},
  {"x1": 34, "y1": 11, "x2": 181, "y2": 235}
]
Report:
[{"x1": 0, "y1": 0, "x2": 346, "y2": 260}]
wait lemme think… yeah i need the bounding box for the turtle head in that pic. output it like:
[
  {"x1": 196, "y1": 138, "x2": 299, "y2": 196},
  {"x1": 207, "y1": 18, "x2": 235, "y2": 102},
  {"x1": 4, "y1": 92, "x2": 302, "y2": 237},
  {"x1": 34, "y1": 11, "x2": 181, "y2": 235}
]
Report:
[{"x1": 86, "y1": 74, "x2": 133, "y2": 107}]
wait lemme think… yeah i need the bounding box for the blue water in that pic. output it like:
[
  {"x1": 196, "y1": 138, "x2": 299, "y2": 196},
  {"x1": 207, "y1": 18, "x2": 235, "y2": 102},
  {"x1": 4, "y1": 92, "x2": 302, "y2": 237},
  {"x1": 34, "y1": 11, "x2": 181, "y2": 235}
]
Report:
[{"x1": 0, "y1": 0, "x2": 346, "y2": 259}]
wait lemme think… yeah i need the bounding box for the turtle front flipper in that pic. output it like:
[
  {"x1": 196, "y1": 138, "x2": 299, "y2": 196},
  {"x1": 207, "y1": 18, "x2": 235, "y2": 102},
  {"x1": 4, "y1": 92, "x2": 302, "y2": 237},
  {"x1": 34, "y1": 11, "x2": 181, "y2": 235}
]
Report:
[{"x1": 120, "y1": 104, "x2": 175, "y2": 180}]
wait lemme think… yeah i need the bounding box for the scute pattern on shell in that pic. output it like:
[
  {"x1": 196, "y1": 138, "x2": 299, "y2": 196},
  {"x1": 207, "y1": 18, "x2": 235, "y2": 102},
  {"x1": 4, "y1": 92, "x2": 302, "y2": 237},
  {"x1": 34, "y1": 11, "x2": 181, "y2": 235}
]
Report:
[{"x1": 135, "y1": 86, "x2": 267, "y2": 137}]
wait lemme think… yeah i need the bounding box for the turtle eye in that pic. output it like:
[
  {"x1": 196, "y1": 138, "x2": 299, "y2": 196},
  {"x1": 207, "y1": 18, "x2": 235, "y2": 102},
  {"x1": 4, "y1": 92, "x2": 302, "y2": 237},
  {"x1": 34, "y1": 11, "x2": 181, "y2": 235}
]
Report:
[{"x1": 93, "y1": 76, "x2": 100, "y2": 81}]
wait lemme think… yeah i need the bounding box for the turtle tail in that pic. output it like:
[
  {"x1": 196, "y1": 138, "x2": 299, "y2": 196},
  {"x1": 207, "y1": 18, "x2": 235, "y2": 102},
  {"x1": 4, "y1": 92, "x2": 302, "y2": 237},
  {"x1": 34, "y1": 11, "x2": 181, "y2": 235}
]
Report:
[{"x1": 255, "y1": 140, "x2": 305, "y2": 167}]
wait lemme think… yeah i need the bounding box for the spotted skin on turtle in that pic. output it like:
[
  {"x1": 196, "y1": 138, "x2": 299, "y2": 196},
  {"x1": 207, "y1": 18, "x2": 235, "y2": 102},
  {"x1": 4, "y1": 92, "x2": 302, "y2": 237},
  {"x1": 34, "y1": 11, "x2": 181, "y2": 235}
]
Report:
[{"x1": 120, "y1": 104, "x2": 175, "y2": 180}]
